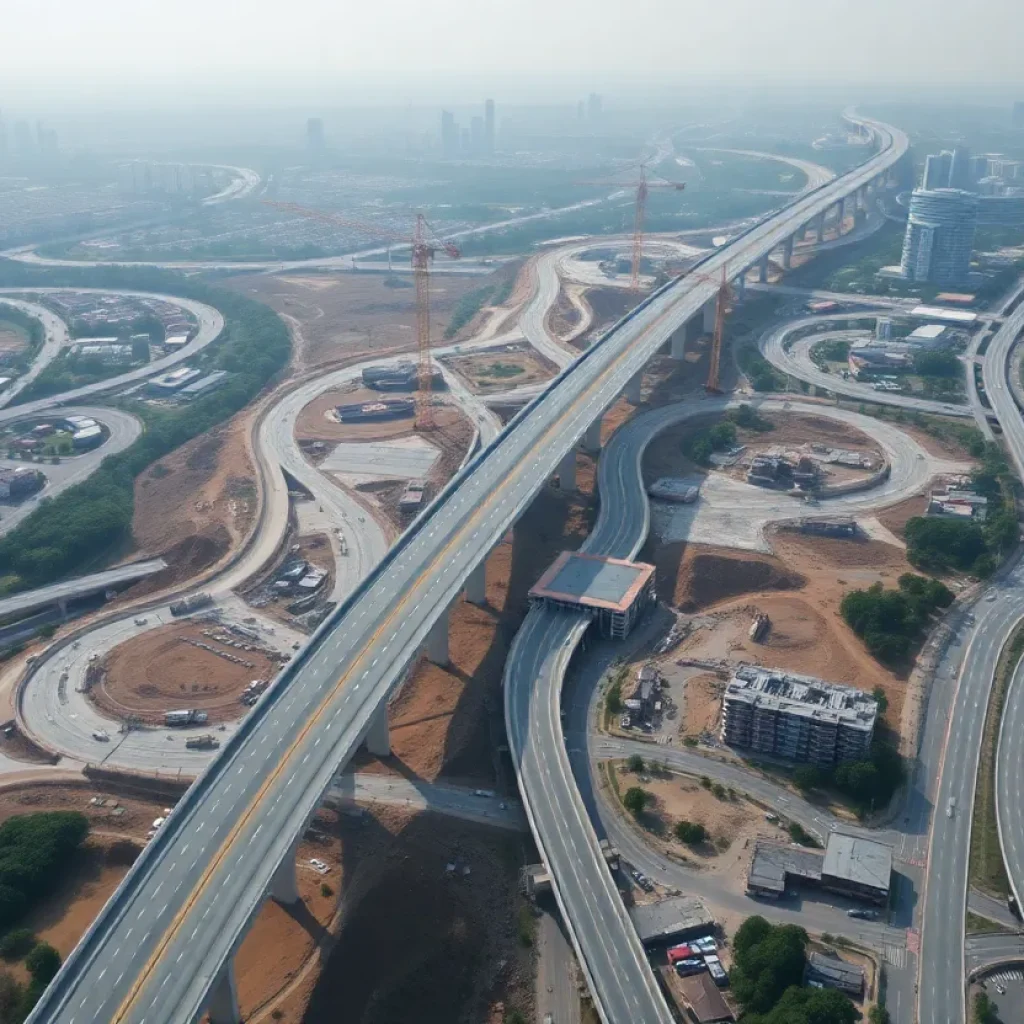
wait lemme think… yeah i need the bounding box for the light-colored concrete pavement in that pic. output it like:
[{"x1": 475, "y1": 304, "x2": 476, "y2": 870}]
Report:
[{"x1": 0, "y1": 297, "x2": 71, "y2": 407}]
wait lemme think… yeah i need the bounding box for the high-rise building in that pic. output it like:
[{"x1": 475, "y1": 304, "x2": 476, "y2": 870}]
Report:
[
  {"x1": 470, "y1": 116, "x2": 484, "y2": 156},
  {"x1": 899, "y1": 188, "x2": 979, "y2": 286},
  {"x1": 13, "y1": 121, "x2": 32, "y2": 155},
  {"x1": 923, "y1": 151, "x2": 953, "y2": 190},
  {"x1": 440, "y1": 110, "x2": 458, "y2": 159},
  {"x1": 1013, "y1": 102, "x2": 1024, "y2": 129},
  {"x1": 484, "y1": 98, "x2": 495, "y2": 155},
  {"x1": 948, "y1": 146, "x2": 973, "y2": 190},
  {"x1": 587, "y1": 93, "x2": 602, "y2": 120},
  {"x1": 306, "y1": 117, "x2": 325, "y2": 152}
]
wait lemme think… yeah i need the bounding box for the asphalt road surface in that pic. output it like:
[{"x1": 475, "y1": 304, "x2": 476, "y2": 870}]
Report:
[{"x1": 28, "y1": 113, "x2": 907, "y2": 1024}]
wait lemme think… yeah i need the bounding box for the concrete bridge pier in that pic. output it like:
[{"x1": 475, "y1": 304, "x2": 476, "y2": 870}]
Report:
[
  {"x1": 583, "y1": 416, "x2": 602, "y2": 453},
  {"x1": 834, "y1": 198, "x2": 846, "y2": 235},
  {"x1": 702, "y1": 297, "x2": 717, "y2": 333},
  {"x1": 782, "y1": 236, "x2": 794, "y2": 271},
  {"x1": 815, "y1": 210, "x2": 827, "y2": 242},
  {"x1": 364, "y1": 702, "x2": 391, "y2": 757},
  {"x1": 207, "y1": 963, "x2": 242, "y2": 1024},
  {"x1": 426, "y1": 607, "x2": 450, "y2": 666},
  {"x1": 465, "y1": 559, "x2": 487, "y2": 605},
  {"x1": 269, "y1": 840, "x2": 301, "y2": 904},
  {"x1": 558, "y1": 449, "x2": 577, "y2": 491},
  {"x1": 669, "y1": 328, "x2": 686, "y2": 359},
  {"x1": 758, "y1": 256, "x2": 770, "y2": 284},
  {"x1": 733, "y1": 272, "x2": 746, "y2": 302},
  {"x1": 625, "y1": 371, "x2": 643, "y2": 405},
  {"x1": 57, "y1": 598, "x2": 68, "y2": 621}
]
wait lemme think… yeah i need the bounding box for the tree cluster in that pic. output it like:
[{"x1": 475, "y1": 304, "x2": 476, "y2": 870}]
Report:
[
  {"x1": 0, "y1": 811, "x2": 89, "y2": 929},
  {"x1": 904, "y1": 517, "x2": 990, "y2": 576},
  {"x1": 0, "y1": 268, "x2": 290, "y2": 592},
  {"x1": 841, "y1": 573, "x2": 953, "y2": 664},
  {"x1": 673, "y1": 820, "x2": 707, "y2": 845},
  {"x1": 684, "y1": 421, "x2": 737, "y2": 466},
  {"x1": 912, "y1": 349, "x2": 961, "y2": 378},
  {"x1": 0, "y1": 940, "x2": 62, "y2": 1023}
]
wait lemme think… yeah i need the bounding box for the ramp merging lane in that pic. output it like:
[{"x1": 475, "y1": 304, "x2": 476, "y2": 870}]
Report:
[{"x1": 28, "y1": 113, "x2": 907, "y2": 1024}]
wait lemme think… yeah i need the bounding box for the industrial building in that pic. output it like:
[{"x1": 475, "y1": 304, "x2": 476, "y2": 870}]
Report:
[
  {"x1": 899, "y1": 188, "x2": 978, "y2": 286},
  {"x1": 746, "y1": 832, "x2": 893, "y2": 906},
  {"x1": 147, "y1": 366, "x2": 202, "y2": 395},
  {"x1": 628, "y1": 895, "x2": 715, "y2": 946},
  {"x1": 529, "y1": 551, "x2": 655, "y2": 638},
  {"x1": 0, "y1": 467, "x2": 44, "y2": 500},
  {"x1": 806, "y1": 952, "x2": 865, "y2": 997},
  {"x1": 177, "y1": 370, "x2": 229, "y2": 401},
  {"x1": 361, "y1": 361, "x2": 443, "y2": 392},
  {"x1": 335, "y1": 397, "x2": 415, "y2": 423},
  {"x1": 720, "y1": 665, "x2": 878, "y2": 765}
]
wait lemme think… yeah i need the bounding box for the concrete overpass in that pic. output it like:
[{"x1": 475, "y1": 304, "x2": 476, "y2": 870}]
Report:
[{"x1": 26, "y1": 112, "x2": 908, "y2": 1024}]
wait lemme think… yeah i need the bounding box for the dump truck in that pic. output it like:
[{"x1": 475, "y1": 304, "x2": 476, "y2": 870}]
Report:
[{"x1": 185, "y1": 734, "x2": 220, "y2": 750}]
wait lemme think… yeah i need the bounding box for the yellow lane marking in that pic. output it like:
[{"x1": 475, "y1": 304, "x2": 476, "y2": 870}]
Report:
[{"x1": 111, "y1": 261, "x2": 720, "y2": 1020}]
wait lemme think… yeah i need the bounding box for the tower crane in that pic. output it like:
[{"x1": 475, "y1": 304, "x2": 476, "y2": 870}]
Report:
[
  {"x1": 263, "y1": 201, "x2": 460, "y2": 430},
  {"x1": 575, "y1": 165, "x2": 686, "y2": 291}
]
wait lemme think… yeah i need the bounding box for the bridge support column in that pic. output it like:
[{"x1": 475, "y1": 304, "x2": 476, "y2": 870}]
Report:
[
  {"x1": 465, "y1": 560, "x2": 486, "y2": 605},
  {"x1": 583, "y1": 417, "x2": 602, "y2": 453},
  {"x1": 834, "y1": 198, "x2": 846, "y2": 236},
  {"x1": 364, "y1": 703, "x2": 391, "y2": 757},
  {"x1": 625, "y1": 371, "x2": 643, "y2": 405},
  {"x1": 558, "y1": 449, "x2": 577, "y2": 491},
  {"x1": 702, "y1": 297, "x2": 717, "y2": 333},
  {"x1": 57, "y1": 598, "x2": 68, "y2": 621},
  {"x1": 669, "y1": 328, "x2": 686, "y2": 360},
  {"x1": 269, "y1": 840, "x2": 300, "y2": 904},
  {"x1": 734, "y1": 272, "x2": 746, "y2": 302},
  {"x1": 782, "y1": 236, "x2": 794, "y2": 271},
  {"x1": 758, "y1": 256, "x2": 770, "y2": 283},
  {"x1": 815, "y1": 211, "x2": 826, "y2": 242},
  {"x1": 426, "y1": 607, "x2": 450, "y2": 666},
  {"x1": 207, "y1": 963, "x2": 242, "y2": 1024}
]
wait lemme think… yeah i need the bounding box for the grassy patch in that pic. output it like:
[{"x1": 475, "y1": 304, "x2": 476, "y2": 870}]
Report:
[
  {"x1": 965, "y1": 911, "x2": 1013, "y2": 936},
  {"x1": 969, "y1": 621, "x2": 1024, "y2": 898}
]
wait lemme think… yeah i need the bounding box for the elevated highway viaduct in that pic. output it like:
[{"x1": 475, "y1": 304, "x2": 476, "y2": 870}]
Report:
[{"x1": 26, "y1": 112, "x2": 908, "y2": 1024}]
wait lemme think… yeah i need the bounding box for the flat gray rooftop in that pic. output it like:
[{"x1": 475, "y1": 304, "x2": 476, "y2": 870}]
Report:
[
  {"x1": 629, "y1": 895, "x2": 715, "y2": 945},
  {"x1": 822, "y1": 832, "x2": 893, "y2": 891},
  {"x1": 530, "y1": 551, "x2": 654, "y2": 612},
  {"x1": 748, "y1": 841, "x2": 824, "y2": 893}
]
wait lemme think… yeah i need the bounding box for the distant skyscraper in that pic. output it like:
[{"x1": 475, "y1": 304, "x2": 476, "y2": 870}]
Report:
[
  {"x1": 306, "y1": 117, "x2": 325, "y2": 152},
  {"x1": 1013, "y1": 102, "x2": 1024, "y2": 129},
  {"x1": 470, "y1": 116, "x2": 484, "y2": 156},
  {"x1": 13, "y1": 121, "x2": 32, "y2": 155},
  {"x1": 899, "y1": 188, "x2": 979, "y2": 286},
  {"x1": 948, "y1": 147, "x2": 973, "y2": 190},
  {"x1": 440, "y1": 110, "x2": 458, "y2": 159},
  {"x1": 484, "y1": 99, "x2": 495, "y2": 155},
  {"x1": 923, "y1": 151, "x2": 953, "y2": 190},
  {"x1": 587, "y1": 93, "x2": 602, "y2": 121}
]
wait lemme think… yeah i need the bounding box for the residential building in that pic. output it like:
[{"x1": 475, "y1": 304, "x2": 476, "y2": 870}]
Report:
[
  {"x1": 628, "y1": 896, "x2": 715, "y2": 946},
  {"x1": 899, "y1": 188, "x2": 978, "y2": 286},
  {"x1": 721, "y1": 665, "x2": 877, "y2": 766},
  {"x1": 948, "y1": 146, "x2": 973, "y2": 190}
]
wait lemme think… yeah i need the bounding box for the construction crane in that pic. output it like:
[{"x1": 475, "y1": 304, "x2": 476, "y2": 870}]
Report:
[
  {"x1": 704, "y1": 265, "x2": 733, "y2": 394},
  {"x1": 575, "y1": 165, "x2": 685, "y2": 291},
  {"x1": 263, "y1": 201, "x2": 460, "y2": 430}
]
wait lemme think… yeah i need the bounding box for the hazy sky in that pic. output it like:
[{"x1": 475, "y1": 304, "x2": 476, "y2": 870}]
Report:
[{"x1": 4, "y1": 0, "x2": 1023, "y2": 108}]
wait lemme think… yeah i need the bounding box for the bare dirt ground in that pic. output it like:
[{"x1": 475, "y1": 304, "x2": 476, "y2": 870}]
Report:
[
  {"x1": 92, "y1": 620, "x2": 284, "y2": 725},
  {"x1": 244, "y1": 532, "x2": 335, "y2": 625},
  {"x1": 575, "y1": 286, "x2": 645, "y2": 347},
  {"x1": 442, "y1": 342, "x2": 557, "y2": 393},
  {"x1": 647, "y1": 536, "x2": 911, "y2": 727},
  {"x1": 876, "y1": 492, "x2": 930, "y2": 540},
  {"x1": 680, "y1": 672, "x2": 726, "y2": 738},
  {"x1": 248, "y1": 805, "x2": 535, "y2": 1024},
  {"x1": 609, "y1": 761, "x2": 786, "y2": 886},
  {"x1": 357, "y1": 456, "x2": 599, "y2": 785},
  {"x1": 123, "y1": 409, "x2": 257, "y2": 596},
  {"x1": 546, "y1": 286, "x2": 584, "y2": 340},
  {"x1": 0, "y1": 321, "x2": 28, "y2": 356},
  {"x1": 222, "y1": 272, "x2": 491, "y2": 370}
]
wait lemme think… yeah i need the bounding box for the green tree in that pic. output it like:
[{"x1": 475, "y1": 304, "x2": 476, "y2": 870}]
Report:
[
  {"x1": 627, "y1": 754, "x2": 645, "y2": 773},
  {"x1": 744, "y1": 985, "x2": 858, "y2": 1024},
  {"x1": 605, "y1": 679, "x2": 623, "y2": 715},
  {"x1": 674, "y1": 820, "x2": 707, "y2": 845},
  {"x1": 872, "y1": 687, "x2": 889, "y2": 715},
  {"x1": 868, "y1": 1005, "x2": 892, "y2": 1024},
  {"x1": 0, "y1": 927, "x2": 35, "y2": 960},
  {"x1": 793, "y1": 766, "x2": 822, "y2": 791},
  {"x1": 973, "y1": 991, "x2": 1000, "y2": 1024},
  {"x1": 623, "y1": 787, "x2": 650, "y2": 818},
  {"x1": 731, "y1": 917, "x2": 809, "y2": 1013},
  {"x1": 25, "y1": 942, "x2": 60, "y2": 986}
]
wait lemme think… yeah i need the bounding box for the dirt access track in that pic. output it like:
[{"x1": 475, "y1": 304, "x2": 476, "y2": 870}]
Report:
[{"x1": 91, "y1": 620, "x2": 283, "y2": 725}]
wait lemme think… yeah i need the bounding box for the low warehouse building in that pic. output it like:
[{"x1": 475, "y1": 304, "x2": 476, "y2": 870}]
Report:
[
  {"x1": 806, "y1": 952, "x2": 865, "y2": 997},
  {"x1": 628, "y1": 895, "x2": 715, "y2": 946}
]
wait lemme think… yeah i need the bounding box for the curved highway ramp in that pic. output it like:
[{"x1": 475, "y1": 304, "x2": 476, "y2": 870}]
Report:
[{"x1": 27, "y1": 113, "x2": 907, "y2": 1024}]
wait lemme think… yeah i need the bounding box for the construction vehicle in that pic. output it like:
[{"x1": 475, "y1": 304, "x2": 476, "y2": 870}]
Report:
[
  {"x1": 164, "y1": 709, "x2": 208, "y2": 727},
  {"x1": 263, "y1": 201, "x2": 460, "y2": 430},
  {"x1": 185, "y1": 734, "x2": 220, "y2": 750}
]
